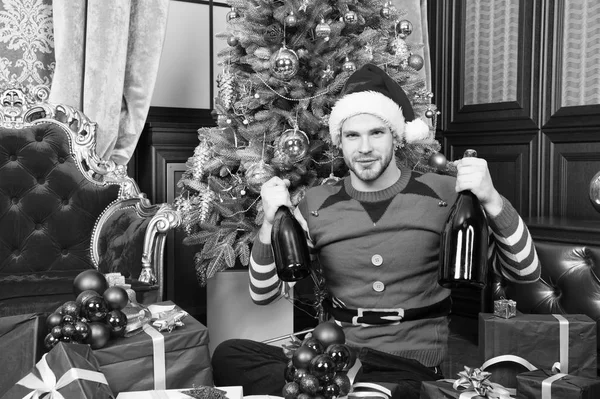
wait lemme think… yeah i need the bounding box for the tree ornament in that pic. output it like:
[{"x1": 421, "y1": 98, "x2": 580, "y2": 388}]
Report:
[
  {"x1": 324, "y1": 343, "x2": 352, "y2": 371},
  {"x1": 46, "y1": 313, "x2": 63, "y2": 330},
  {"x1": 332, "y1": 373, "x2": 351, "y2": 396},
  {"x1": 74, "y1": 320, "x2": 90, "y2": 341},
  {"x1": 282, "y1": 381, "x2": 301, "y2": 399},
  {"x1": 396, "y1": 19, "x2": 413, "y2": 38},
  {"x1": 343, "y1": 10, "x2": 358, "y2": 25},
  {"x1": 292, "y1": 345, "x2": 319, "y2": 369},
  {"x1": 293, "y1": 368, "x2": 310, "y2": 384},
  {"x1": 322, "y1": 383, "x2": 341, "y2": 399},
  {"x1": 44, "y1": 333, "x2": 60, "y2": 350},
  {"x1": 227, "y1": 35, "x2": 239, "y2": 47},
  {"x1": 309, "y1": 354, "x2": 336, "y2": 383},
  {"x1": 198, "y1": 189, "x2": 215, "y2": 224},
  {"x1": 278, "y1": 128, "x2": 310, "y2": 163},
  {"x1": 270, "y1": 47, "x2": 300, "y2": 80},
  {"x1": 85, "y1": 322, "x2": 111, "y2": 349},
  {"x1": 408, "y1": 54, "x2": 424, "y2": 70},
  {"x1": 302, "y1": 337, "x2": 325, "y2": 354},
  {"x1": 61, "y1": 323, "x2": 76, "y2": 338},
  {"x1": 226, "y1": 7, "x2": 239, "y2": 22},
  {"x1": 73, "y1": 270, "x2": 108, "y2": 296},
  {"x1": 76, "y1": 289, "x2": 100, "y2": 306},
  {"x1": 82, "y1": 296, "x2": 109, "y2": 322},
  {"x1": 425, "y1": 109, "x2": 435, "y2": 118},
  {"x1": 299, "y1": 374, "x2": 321, "y2": 395},
  {"x1": 321, "y1": 174, "x2": 341, "y2": 185},
  {"x1": 389, "y1": 37, "x2": 410, "y2": 61},
  {"x1": 284, "y1": 11, "x2": 298, "y2": 27},
  {"x1": 106, "y1": 309, "x2": 128, "y2": 337},
  {"x1": 312, "y1": 322, "x2": 345, "y2": 348},
  {"x1": 321, "y1": 65, "x2": 335, "y2": 82},
  {"x1": 61, "y1": 301, "x2": 80, "y2": 318},
  {"x1": 381, "y1": 2, "x2": 392, "y2": 18},
  {"x1": 61, "y1": 315, "x2": 75, "y2": 324},
  {"x1": 245, "y1": 161, "x2": 276, "y2": 193},
  {"x1": 191, "y1": 140, "x2": 211, "y2": 181},
  {"x1": 217, "y1": 69, "x2": 236, "y2": 109},
  {"x1": 50, "y1": 325, "x2": 63, "y2": 338},
  {"x1": 103, "y1": 286, "x2": 129, "y2": 310},
  {"x1": 428, "y1": 152, "x2": 447, "y2": 171},
  {"x1": 342, "y1": 57, "x2": 356, "y2": 73},
  {"x1": 315, "y1": 19, "x2": 331, "y2": 40}
]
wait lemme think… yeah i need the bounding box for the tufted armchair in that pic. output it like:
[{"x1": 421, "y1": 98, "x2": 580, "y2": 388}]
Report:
[{"x1": 0, "y1": 85, "x2": 180, "y2": 317}]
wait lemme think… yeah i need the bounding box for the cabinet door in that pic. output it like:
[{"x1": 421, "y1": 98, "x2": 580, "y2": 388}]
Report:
[{"x1": 446, "y1": 0, "x2": 542, "y2": 132}]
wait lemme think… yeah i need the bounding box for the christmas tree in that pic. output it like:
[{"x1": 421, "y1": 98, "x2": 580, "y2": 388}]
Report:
[{"x1": 175, "y1": 0, "x2": 445, "y2": 287}]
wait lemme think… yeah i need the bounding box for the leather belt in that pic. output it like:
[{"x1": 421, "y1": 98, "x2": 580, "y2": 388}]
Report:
[{"x1": 323, "y1": 296, "x2": 452, "y2": 326}]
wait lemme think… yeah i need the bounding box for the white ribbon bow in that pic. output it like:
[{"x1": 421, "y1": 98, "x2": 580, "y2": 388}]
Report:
[{"x1": 17, "y1": 353, "x2": 108, "y2": 399}]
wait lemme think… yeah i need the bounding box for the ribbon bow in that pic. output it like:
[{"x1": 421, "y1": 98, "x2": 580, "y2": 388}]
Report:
[
  {"x1": 451, "y1": 366, "x2": 515, "y2": 399},
  {"x1": 17, "y1": 353, "x2": 108, "y2": 399}
]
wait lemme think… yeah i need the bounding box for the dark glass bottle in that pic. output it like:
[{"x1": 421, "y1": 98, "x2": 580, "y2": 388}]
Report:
[
  {"x1": 438, "y1": 149, "x2": 489, "y2": 288},
  {"x1": 271, "y1": 206, "x2": 311, "y2": 282}
]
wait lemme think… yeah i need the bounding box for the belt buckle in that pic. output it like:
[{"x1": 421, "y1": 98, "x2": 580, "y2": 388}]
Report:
[{"x1": 352, "y1": 307, "x2": 405, "y2": 326}]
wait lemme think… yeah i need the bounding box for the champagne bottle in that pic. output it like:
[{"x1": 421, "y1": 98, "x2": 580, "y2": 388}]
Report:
[
  {"x1": 271, "y1": 206, "x2": 311, "y2": 282},
  {"x1": 438, "y1": 149, "x2": 489, "y2": 288}
]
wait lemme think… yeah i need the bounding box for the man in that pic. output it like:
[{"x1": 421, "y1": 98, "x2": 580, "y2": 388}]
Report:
[{"x1": 212, "y1": 64, "x2": 540, "y2": 399}]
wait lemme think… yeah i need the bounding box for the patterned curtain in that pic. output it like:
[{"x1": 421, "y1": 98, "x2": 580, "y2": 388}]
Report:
[{"x1": 0, "y1": 0, "x2": 55, "y2": 100}]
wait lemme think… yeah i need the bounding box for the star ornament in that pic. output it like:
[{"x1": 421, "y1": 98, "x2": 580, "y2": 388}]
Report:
[{"x1": 321, "y1": 65, "x2": 335, "y2": 80}]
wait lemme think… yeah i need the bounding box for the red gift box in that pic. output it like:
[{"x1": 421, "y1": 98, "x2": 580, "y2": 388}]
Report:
[
  {"x1": 517, "y1": 370, "x2": 600, "y2": 399},
  {"x1": 92, "y1": 301, "x2": 213, "y2": 395},
  {"x1": 0, "y1": 313, "x2": 46, "y2": 397},
  {"x1": 1, "y1": 342, "x2": 114, "y2": 399}
]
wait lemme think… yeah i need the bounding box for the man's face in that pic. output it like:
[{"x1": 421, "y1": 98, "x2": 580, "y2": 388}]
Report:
[{"x1": 340, "y1": 113, "x2": 396, "y2": 184}]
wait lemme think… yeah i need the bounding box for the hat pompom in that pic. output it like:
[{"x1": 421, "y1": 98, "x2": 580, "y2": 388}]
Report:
[{"x1": 404, "y1": 118, "x2": 431, "y2": 143}]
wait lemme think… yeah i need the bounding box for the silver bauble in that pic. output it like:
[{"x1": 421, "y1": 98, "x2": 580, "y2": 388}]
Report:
[
  {"x1": 284, "y1": 12, "x2": 298, "y2": 27},
  {"x1": 396, "y1": 19, "x2": 413, "y2": 38},
  {"x1": 342, "y1": 57, "x2": 357, "y2": 73},
  {"x1": 408, "y1": 54, "x2": 424, "y2": 70},
  {"x1": 315, "y1": 19, "x2": 331, "y2": 38},
  {"x1": 245, "y1": 161, "x2": 276, "y2": 193},
  {"x1": 270, "y1": 47, "x2": 300, "y2": 80},
  {"x1": 344, "y1": 11, "x2": 358, "y2": 25},
  {"x1": 278, "y1": 129, "x2": 310, "y2": 163},
  {"x1": 226, "y1": 7, "x2": 239, "y2": 22}
]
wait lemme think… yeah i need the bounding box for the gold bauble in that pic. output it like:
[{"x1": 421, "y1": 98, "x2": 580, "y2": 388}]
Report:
[
  {"x1": 408, "y1": 54, "x2": 424, "y2": 71},
  {"x1": 315, "y1": 19, "x2": 331, "y2": 39},
  {"x1": 270, "y1": 47, "x2": 300, "y2": 80}
]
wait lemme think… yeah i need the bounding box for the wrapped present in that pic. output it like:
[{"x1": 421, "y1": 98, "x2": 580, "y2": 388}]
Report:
[
  {"x1": 93, "y1": 301, "x2": 213, "y2": 394},
  {"x1": 420, "y1": 366, "x2": 515, "y2": 399},
  {"x1": 1, "y1": 342, "x2": 113, "y2": 399},
  {"x1": 115, "y1": 386, "x2": 244, "y2": 399},
  {"x1": 517, "y1": 370, "x2": 600, "y2": 399},
  {"x1": 493, "y1": 298, "x2": 516, "y2": 319},
  {"x1": 0, "y1": 313, "x2": 46, "y2": 397},
  {"x1": 479, "y1": 313, "x2": 596, "y2": 388}
]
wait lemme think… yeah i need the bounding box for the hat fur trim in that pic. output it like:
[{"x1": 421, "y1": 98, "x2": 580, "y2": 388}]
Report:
[
  {"x1": 404, "y1": 118, "x2": 432, "y2": 143},
  {"x1": 329, "y1": 91, "x2": 405, "y2": 147}
]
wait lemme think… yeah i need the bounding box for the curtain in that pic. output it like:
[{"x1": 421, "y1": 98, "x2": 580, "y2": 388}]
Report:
[{"x1": 49, "y1": 0, "x2": 169, "y2": 165}]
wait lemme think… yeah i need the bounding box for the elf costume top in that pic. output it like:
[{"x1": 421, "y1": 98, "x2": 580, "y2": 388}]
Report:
[{"x1": 249, "y1": 64, "x2": 540, "y2": 367}]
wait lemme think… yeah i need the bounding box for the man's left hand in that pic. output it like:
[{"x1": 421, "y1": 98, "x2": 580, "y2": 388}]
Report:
[{"x1": 454, "y1": 156, "x2": 504, "y2": 217}]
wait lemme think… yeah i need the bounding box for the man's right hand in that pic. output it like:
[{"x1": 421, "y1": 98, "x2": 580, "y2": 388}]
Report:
[{"x1": 260, "y1": 176, "x2": 292, "y2": 226}]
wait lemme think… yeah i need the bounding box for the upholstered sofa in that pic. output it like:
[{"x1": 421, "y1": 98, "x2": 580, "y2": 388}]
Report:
[{"x1": 0, "y1": 85, "x2": 180, "y2": 317}]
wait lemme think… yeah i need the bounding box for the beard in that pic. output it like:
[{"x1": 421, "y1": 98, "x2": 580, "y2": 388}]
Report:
[{"x1": 344, "y1": 147, "x2": 395, "y2": 182}]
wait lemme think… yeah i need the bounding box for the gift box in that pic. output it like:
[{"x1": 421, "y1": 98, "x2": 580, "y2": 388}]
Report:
[
  {"x1": 479, "y1": 313, "x2": 597, "y2": 388},
  {"x1": 517, "y1": 370, "x2": 600, "y2": 399},
  {"x1": 0, "y1": 313, "x2": 47, "y2": 397},
  {"x1": 493, "y1": 298, "x2": 516, "y2": 319},
  {"x1": 115, "y1": 386, "x2": 244, "y2": 399},
  {"x1": 1, "y1": 342, "x2": 114, "y2": 399},
  {"x1": 92, "y1": 301, "x2": 213, "y2": 394}
]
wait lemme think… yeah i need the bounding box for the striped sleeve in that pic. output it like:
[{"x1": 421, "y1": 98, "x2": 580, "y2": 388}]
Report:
[
  {"x1": 248, "y1": 202, "x2": 316, "y2": 305},
  {"x1": 487, "y1": 196, "x2": 541, "y2": 283}
]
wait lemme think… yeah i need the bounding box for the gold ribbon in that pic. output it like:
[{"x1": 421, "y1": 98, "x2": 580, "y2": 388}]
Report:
[
  {"x1": 17, "y1": 353, "x2": 108, "y2": 399},
  {"x1": 143, "y1": 324, "x2": 166, "y2": 389}
]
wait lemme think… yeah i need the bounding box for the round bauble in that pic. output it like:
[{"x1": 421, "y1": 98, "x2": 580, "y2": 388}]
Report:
[
  {"x1": 62, "y1": 315, "x2": 75, "y2": 325},
  {"x1": 312, "y1": 322, "x2": 345, "y2": 348},
  {"x1": 425, "y1": 109, "x2": 435, "y2": 118},
  {"x1": 282, "y1": 381, "x2": 301, "y2": 399},
  {"x1": 85, "y1": 322, "x2": 111, "y2": 350},
  {"x1": 299, "y1": 373, "x2": 320, "y2": 395},
  {"x1": 59, "y1": 336, "x2": 72, "y2": 343},
  {"x1": 389, "y1": 37, "x2": 410, "y2": 61},
  {"x1": 76, "y1": 289, "x2": 100, "y2": 306},
  {"x1": 342, "y1": 58, "x2": 356, "y2": 73},
  {"x1": 381, "y1": 4, "x2": 391, "y2": 18},
  {"x1": 293, "y1": 368, "x2": 309, "y2": 384},
  {"x1": 292, "y1": 345, "x2": 318, "y2": 370},
  {"x1": 297, "y1": 394, "x2": 311, "y2": 399},
  {"x1": 61, "y1": 300, "x2": 81, "y2": 318},
  {"x1": 325, "y1": 343, "x2": 352, "y2": 371},
  {"x1": 333, "y1": 373, "x2": 351, "y2": 396},
  {"x1": 309, "y1": 354, "x2": 336, "y2": 383},
  {"x1": 106, "y1": 309, "x2": 128, "y2": 338},
  {"x1": 61, "y1": 323, "x2": 76, "y2": 338},
  {"x1": 227, "y1": 35, "x2": 239, "y2": 47},
  {"x1": 396, "y1": 19, "x2": 413, "y2": 38},
  {"x1": 428, "y1": 152, "x2": 447, "y2": 171},
  {"x1": 322, "y1": 383, "x2": 340, "y2": 399},
  {"x1": 44, "y1": 333, "x2": 60, "y2": 350},
  {"x1": 278, "y1": 129, "x2": 309, "y2": 163},
  {"x1": 343, "y1": 10, "x2": 358, "y2": 25},
  {"x1": 50, "y1": 325, "x2": 63, "y2": 338},
  {"x1": 46, "y1": 313, "x2": 63, "y2": 331},
  {"x1": 226, "y1": 7, "x2": 239, "y2": 22},
  {"x1": 408, "y1": 54, "x2": 424, "y2": 71},
  {"x1": 284, "y1": 12, "x2": 297, "y2": 27},
  {"x1": 103, "y1": 286, "x2": 129, "y2": 310},
  {"x1": 82, "y1": 296, "x2": 109, "y2": 322},
  {"x1": 270, "y1": 47, "x2": 300, "y2": 80},
  {"x1": 315, "y1": 19, "x2": 331, "y2": 39},
  {"x1": 245, "y1": 161, "x2": 276, "y2": 193},
  {"x1": 284, "y1": 360, "x2": 297, "y2": 383},
  {"x1": 74, "y1": 321, "x2": 90, "y2": 341},
  {"x1": 73, "y1": 269, "x2": 108, "y2": 297},
  {"x1": 302, "y1": 337, "x2": 324, "y2": 354}
]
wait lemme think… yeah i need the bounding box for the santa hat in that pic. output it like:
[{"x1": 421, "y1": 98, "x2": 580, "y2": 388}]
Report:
[{"x1": 328, "y1": 63, "x2": 431, "y2": 147}]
